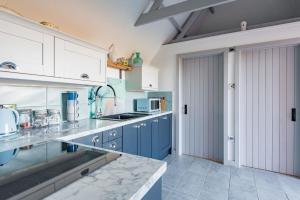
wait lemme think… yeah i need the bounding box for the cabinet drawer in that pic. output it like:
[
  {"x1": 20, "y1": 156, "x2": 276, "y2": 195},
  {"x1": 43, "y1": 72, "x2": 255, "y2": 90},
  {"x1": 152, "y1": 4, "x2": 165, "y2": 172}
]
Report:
[
  {"x1": 72, "y1": 133, "x2": 102, "y2": 148},
  {"x1": 102, "y1": 127, "x2": 122, "y2": 143},
  {"x1": 103, "y1": 137, "x2": 122, "y2": 151}
]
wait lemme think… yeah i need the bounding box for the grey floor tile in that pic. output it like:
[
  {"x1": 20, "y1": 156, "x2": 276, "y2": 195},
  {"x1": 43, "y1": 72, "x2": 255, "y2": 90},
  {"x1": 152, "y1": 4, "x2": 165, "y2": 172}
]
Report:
[
  {"x1": 198, "y1": 189, "x2": 228, "y2": 200},
  {"x1": 257, "y1": 187, "x2": 288, "y2": 200},
  {"x1": 278, "y1": 174, "x2": 300, "y2": 198},
  {"x1": 162, "y1": 187, "x2": 171, "y2": 199},
  {"x1": 230, "y1": 166, "x2": 255, "y2": 181},
  {"x1": 285, "y1": 192, "x2": 300, "y2": 200},
  {"x1": 203, "y1": 176, "x2": 230, "y2": 192},
  {"x1": 165, "y1": 190, "x2": 197, "y2": 200},
  {"x1": 174, "y1": 171, "x2": 205, "y2": 198},
  {"x1": 187, "y1": 160, "x2": 210, "y2": 176},
  {"x1": 162, "y1": 155, "x2": 300, "y2": 200},
  {"x1": 209, "y1": 163, "x2": 231, "y2": 178},
  {"x1": 229, "y1": 190, "x2": 259, "y2": 200},
  {"x1": 254, "y1": 169, "x2": 282, "y2": 190},
  {"x1": 230, "y1": 175, "x2": 256, "y2": 192}
]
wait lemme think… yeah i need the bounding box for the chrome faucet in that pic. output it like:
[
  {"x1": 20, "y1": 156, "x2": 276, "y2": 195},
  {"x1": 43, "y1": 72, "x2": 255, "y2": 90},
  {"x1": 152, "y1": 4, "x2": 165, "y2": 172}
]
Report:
[{"x1": 95, "y1": 84, "x2": 117, "y2": 117}]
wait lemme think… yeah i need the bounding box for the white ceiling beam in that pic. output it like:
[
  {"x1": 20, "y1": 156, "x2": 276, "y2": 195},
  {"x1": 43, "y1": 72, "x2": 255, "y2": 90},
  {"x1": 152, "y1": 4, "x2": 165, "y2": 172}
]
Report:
[{"x1": 135, "y1": 0, "x2": 236, "y2": 26}]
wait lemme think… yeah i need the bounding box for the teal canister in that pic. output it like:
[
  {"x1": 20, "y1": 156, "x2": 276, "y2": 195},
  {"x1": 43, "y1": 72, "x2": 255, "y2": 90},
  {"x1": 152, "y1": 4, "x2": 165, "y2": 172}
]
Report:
[{"x1": 132, "y1": 52, "x2": 143, "y2": 67}]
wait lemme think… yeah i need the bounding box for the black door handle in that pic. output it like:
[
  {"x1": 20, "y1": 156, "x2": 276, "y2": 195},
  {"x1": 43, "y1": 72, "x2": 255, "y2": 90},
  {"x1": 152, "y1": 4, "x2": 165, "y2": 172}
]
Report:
[
  {"x1": 184, "y1": 105, "x2": 188, "y2": 115},
  {"x1": 292, "y1": 108, "x2": 296, "y2": 122}
]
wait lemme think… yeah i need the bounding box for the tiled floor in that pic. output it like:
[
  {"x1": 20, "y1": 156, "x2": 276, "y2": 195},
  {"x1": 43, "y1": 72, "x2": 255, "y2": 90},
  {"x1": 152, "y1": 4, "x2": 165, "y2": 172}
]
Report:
[{"x1": 162, "y1": 155, "x2": 300, "y2": 200}]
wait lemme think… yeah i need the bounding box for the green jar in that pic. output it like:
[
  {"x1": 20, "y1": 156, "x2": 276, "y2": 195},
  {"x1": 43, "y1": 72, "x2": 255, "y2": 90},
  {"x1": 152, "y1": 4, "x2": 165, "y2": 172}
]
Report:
[{"x1": 132, "y1": 52, "x2": 143, "y2": 67}]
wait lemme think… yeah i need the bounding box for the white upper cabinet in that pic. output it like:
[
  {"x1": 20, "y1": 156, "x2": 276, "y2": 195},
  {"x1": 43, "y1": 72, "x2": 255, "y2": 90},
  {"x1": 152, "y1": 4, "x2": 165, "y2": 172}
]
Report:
[
  {"x1": 54, "y1": 38, "x2": 106, "y2": 83},
  {"x1": 0, "y1": 19, "x2": 54, "y2": 76},
  {"x1": 126, "y1": 66, "x2": 159, "y2": 91},
  {"x1": 0, "y1": 11, "x2": 107, "y2": 86}
]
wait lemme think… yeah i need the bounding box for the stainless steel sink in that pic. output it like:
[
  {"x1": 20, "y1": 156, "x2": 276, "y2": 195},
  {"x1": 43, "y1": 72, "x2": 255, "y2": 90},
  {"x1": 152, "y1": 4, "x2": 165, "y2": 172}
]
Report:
[{"x1": 98, "y1": 113, "x2": 152, "y2": 121}]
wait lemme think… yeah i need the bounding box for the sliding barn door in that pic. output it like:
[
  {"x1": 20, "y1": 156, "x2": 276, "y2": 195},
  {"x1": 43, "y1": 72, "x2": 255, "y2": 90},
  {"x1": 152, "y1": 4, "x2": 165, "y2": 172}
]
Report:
[
  {"x1": 182, "y1": 54, "x2": 224, "y2": 162},
  {"x1": 239, "y1": 45, "x2": 298, "y2": 176}
]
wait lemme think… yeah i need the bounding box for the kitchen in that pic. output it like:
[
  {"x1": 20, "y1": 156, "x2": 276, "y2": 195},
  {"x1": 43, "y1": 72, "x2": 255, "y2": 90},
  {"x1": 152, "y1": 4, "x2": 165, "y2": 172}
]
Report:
[{"x1": 1, "y1": 0, "x2": 300, "y2": 200}]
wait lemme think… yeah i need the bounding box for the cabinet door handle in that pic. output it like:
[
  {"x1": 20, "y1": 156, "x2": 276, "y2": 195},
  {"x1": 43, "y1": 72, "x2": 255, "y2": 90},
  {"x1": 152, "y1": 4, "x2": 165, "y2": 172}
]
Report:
[
  {"x1": 110, "y1": 142, "x2": 117, "y2": 149},
  {"x1": 0, "y1": 61, "x2": 17, "y2": 70},
  {"x1": 81, "y1": 73, "x2": 90, "y2": 79},
  {"x1": 162, "y1": 116, "x2": 168, "y2": 120},
  {"x1": 152, "y1": 119, "x2": 158, "y2": 123},
  {"x1": 92, "y1": 135, "x2": 100, "y2": 144},
  {"x1": 109, "y1": 130, "x2": 117, "y2": 137},
  {"x1": 133, "y1": 125, "x2": 139, "y2": 128},
  {"x1": 140, "y1": 123, "x2": 146, "y2": 127},
  {"x1": 149, "y1": 84, "x2": 152, "y2": 87}
]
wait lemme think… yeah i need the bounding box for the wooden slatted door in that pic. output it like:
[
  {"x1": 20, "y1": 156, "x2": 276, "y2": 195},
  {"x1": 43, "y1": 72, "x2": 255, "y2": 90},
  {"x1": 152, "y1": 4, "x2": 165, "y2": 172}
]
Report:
[
  {"x1": 182, "y1": 54, "x2": 224, "y2": 162},
  {"x1": 239, "y1": 45, "x2": 298, "y2": 176}
]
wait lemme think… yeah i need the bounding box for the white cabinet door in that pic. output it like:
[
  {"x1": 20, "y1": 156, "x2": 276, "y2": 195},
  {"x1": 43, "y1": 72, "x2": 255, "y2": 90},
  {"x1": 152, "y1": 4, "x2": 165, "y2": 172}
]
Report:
[
  {"x1": 142, "y1": 66, "x2": 158, "y2": 90},
  {"x1": 126, "y1": 66, "x2": 158, "y2": 91},
  {"x1": 54, "y1": 38, "x2": 106, "y2": 83},
  {"x1": 0, "y1": 19, "x2": 54, "y2": 76}
]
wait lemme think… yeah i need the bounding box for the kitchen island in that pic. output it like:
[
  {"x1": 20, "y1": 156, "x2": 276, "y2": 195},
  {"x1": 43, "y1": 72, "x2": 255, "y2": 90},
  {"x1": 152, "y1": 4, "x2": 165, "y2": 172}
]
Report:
[
  {"x1": 45, "y1": 153, "x2": 166, "y2": 200},
  {"x1": 0, "y1": 112, "x2": 171, "y2": 200}
]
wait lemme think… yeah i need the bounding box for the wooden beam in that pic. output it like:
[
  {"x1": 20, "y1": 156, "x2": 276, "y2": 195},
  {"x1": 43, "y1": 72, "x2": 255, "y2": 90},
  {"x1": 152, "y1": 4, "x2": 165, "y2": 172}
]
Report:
[
  {"x1": 208, "y1": 7, "x2": 215, "y2": 14},
  {"x1": 175, "y1": 10, "x2": 202, "y2": 40},
  {"x1": 150, "y1": 0, "x2": 164, "y2": 11},
  {"x1": 135, "y1": 0, "x2": 236, "y2": 26},
  {"x1": 152, "y1": 1, "x2": 182, "y2": 32},
  {"x1": 168, "y1": 17, "x2": 182, "y2": 32}
]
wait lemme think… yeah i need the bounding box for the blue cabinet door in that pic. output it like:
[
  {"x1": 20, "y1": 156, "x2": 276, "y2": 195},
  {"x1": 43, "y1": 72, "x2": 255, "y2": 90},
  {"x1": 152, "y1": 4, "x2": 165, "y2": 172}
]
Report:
[
  {"x1": 151, "y1": 118, "x2": 160, "y2": 159},
  {"x1": 139, "y1": 120, "x2": 152, "y2": 158},
  {"x1": 123, "y1": 123, "x2": 139, "y2": 155},
  {"x1": 158, "y1": 114, "x2": 172, "y2": 159}
]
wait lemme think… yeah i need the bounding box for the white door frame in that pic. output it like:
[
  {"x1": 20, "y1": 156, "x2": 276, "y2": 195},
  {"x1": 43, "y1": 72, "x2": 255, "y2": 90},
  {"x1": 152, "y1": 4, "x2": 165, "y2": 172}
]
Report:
[{"x1": 177, "y1": 48, "x2": 229, "y2": 164}]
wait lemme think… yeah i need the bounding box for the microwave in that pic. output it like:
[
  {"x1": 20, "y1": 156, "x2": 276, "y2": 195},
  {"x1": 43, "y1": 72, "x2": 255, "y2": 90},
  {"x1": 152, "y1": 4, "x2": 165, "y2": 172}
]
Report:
[{"x1": 136, "y1": 98, "x2": 161, "y2": 113}]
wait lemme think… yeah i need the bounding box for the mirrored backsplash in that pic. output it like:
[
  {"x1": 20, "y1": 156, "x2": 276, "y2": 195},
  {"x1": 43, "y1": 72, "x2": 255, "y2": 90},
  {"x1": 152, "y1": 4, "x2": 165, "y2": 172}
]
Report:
[{"x1": 0, "y1": 83, "x2": 89, "y2": 120}]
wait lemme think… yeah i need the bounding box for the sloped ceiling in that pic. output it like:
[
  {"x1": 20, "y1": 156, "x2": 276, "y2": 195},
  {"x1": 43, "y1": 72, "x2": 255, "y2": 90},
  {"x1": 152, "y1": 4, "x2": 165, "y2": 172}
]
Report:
[
  {"x1": 186, "y1": 0, "x2": 300, "y2": 37},
  {"x1": 4, "y1": 0, "x2": 180, "y2": 64}
]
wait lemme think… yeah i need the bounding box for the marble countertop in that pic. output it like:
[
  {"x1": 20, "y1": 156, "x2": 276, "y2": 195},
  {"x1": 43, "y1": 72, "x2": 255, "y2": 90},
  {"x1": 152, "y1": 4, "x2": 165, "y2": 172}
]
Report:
[
  {"x1": 44, "y1": 153, "x2": 167, "y2": 200},
  {"x1": 0, "y1": 111, "x2": 172, "y2": 152},
  {"x1": 0, "y1": 111, "x2": 170, "y2": 200}
]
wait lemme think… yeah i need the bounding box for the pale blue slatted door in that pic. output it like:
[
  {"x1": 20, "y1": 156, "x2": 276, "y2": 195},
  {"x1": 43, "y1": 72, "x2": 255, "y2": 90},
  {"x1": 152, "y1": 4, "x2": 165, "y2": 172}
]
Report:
[
  {"x1": 182, "y1": 54, "x2": 224, "y2": 162},
  {"x1": 240, "y1": 45, "x2": 298, "y2": 176}
]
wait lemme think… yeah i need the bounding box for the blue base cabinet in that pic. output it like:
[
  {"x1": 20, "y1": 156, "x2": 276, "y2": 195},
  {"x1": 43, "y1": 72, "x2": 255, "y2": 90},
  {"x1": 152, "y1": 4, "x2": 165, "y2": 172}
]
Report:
[
  {"x1": 123, "y1": 123, "x2": 139, "y2": 155},
  {"x1": 142, "y1": 178, "x2": 162, "y2": 200},
  {"x1": 140, "y1": 120, "x2": 152, "y2": 157},
  {"x1": 72, "y1": 114, "x2": 172, "y2": 160},
  {"x1": 123, "y1": 120, "x2": 152, "y2": 158},
  {"x1": 151, "y1": 118, "x2": 160, "y2": 159},
  {"x1": 152, "y1": 114, "x2": 172, "y2": 160},
  {"x1": 158, "y1": 114, "x2": 172, "y2": 159}
]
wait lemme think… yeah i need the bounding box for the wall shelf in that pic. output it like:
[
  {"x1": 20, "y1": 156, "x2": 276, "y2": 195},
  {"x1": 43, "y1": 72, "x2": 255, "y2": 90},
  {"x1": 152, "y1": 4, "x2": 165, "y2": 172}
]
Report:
[{"x1": 107, "y1": 59, "x2": 132, "y2": 71}]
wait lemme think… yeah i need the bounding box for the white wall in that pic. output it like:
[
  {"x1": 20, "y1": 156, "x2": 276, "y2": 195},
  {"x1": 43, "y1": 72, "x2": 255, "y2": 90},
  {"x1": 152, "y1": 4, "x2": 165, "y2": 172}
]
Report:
[{"x1": 151, "y1": 21, "x2": 300, "y2": 156}]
